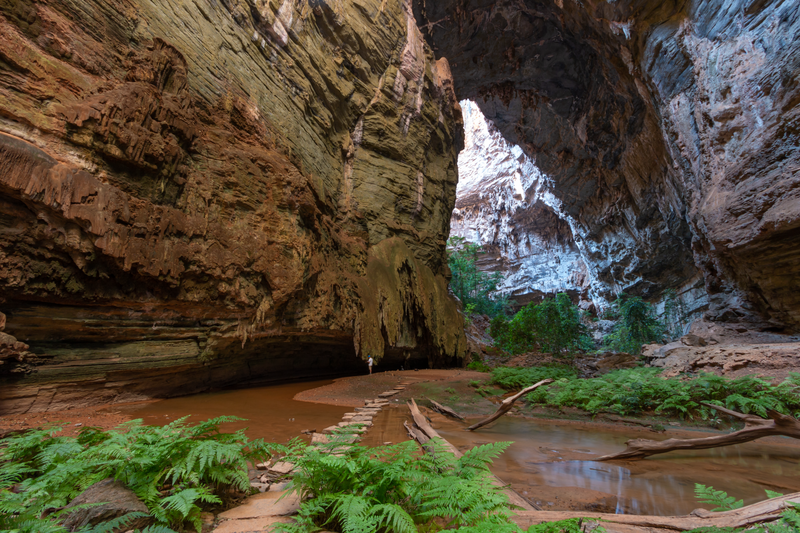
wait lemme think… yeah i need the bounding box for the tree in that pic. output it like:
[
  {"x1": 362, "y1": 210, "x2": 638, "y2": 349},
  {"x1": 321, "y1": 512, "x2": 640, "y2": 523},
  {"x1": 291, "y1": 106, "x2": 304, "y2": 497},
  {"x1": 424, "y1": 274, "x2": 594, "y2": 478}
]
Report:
[
  {"x1": 491, "y1": 293, "x2": 592, "y2": 356},
  {"x1": 447, "y1": 237, "x2": 508, "y2": 317},
  {"x1": 603, "y1": 292, "x2": 665, "y2": 354}
]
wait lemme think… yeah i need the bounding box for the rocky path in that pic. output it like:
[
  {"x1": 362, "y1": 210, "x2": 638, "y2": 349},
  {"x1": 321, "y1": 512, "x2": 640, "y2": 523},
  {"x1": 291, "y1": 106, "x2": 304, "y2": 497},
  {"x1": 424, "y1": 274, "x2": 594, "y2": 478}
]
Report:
[{"x1": 212, "y1": 383, "x2": 412, "y2": 532}]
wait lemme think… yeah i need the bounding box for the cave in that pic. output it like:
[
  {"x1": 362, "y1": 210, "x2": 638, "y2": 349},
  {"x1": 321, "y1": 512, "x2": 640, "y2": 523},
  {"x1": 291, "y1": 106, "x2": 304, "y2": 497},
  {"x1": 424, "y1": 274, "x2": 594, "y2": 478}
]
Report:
[{"x1": 1, "y1": 0, "x2": 799, "y2": 414}]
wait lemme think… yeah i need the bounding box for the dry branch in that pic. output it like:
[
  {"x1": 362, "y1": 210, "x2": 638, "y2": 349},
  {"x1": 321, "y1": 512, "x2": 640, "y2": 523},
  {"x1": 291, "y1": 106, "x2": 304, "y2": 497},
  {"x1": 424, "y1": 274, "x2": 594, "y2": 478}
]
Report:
[
  {"x1": 512, "y1": 491, "x2": 800, "y2": 532},
  {"x1": 467, "y1": 379, "x2": 554, "y2": 431},
  {"x1": 405, "y1": 399, "x2": 538, "y2": 511},
  {"x1": 428, "y1": 399, "x2": 465, "y2": 420},
  {"x1": 598, "y1": 403, "x2": 800, "y2": 461}
]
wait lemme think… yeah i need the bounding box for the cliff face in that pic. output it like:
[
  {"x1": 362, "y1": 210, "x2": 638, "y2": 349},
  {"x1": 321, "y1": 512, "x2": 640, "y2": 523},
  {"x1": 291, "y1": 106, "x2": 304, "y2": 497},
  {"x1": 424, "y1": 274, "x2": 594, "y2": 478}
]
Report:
[
  {"x1": 0, "y1": 0, "x2": 467, "y2": 413},
  {"x1": 414, "y1": 0, "x2": 800, "y2": 330},
  {"x1": 451, "y1": 100, "x2": 591, "y2": 309}
]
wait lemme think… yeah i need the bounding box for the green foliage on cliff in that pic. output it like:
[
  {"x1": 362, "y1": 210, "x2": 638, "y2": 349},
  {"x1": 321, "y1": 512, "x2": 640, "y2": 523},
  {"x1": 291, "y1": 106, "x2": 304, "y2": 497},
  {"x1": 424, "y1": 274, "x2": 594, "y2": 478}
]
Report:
[
  {"x1": 490, "y1": 294, "x2": 592, "y2": 356},
  {"x1": 0, "y1": 417, "x2": 274, "y2": 533},
  {"x1": 447, "y1": 237, "x2": 508, "y2": 317},
  {"x1": 520, "y1": 368, "x2": 800, "y2": 418},
  {"x1": 602, "y1": 293, "x2": 664, "y2": 354},
  {"x1": 275, "y1": 430, "x2": 519, "y2": 533}
]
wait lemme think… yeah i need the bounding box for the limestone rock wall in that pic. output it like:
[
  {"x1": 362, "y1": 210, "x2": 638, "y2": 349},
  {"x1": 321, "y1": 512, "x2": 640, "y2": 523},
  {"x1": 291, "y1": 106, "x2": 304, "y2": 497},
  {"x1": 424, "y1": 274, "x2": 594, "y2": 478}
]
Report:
[
  {"x1": 450, "y1": 100, "x2": 590, "y2": 308},
  {"x1": 0, "y1": 0, "x2": 467, "y2": 413},
  {"x1": 414, "y1": 0, "x2": 800, "y2": 332}
]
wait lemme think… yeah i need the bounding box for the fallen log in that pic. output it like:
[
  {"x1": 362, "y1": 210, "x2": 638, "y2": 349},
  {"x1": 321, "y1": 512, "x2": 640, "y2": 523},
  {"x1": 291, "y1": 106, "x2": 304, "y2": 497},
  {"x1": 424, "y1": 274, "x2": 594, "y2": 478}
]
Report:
[
  {"x1": 598, "y1": 403, "x2": 800, "y2": 461},
  {"x1": 403, "y1": 420, "x2": 429, "y2": 445},
  {"x1": 428, "y1": 399, "x2": 465, "y2": 420},
  {"x1": 467, "y1": 379, "x2": 554, "y2": 431},
  {"x1": 512, "y1": 491, "x2": 800, "y2": 532},
  {"x1": 405, "y1": 399, "x2": 538, "y2": 511}
]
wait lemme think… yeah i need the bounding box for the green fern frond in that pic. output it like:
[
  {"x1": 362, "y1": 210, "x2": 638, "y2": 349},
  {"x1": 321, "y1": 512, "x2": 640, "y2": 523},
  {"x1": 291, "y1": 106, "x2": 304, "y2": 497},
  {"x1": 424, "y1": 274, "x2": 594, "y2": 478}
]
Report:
[{"x1": 694, "y1": 484, "x2": 744, "y2": 512}]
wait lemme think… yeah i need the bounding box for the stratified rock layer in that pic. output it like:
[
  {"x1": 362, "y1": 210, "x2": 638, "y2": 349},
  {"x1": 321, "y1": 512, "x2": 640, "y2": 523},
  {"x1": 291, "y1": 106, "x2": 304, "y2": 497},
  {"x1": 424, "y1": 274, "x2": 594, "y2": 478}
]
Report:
[
  {"x1": 451, "y1": 100, "x2": 590, "y2": 308},
  {"x1": 0, "y1": 0, "x2": 467, "y2": 413},
  {"x1": 414, "y1": 0, "x2": 800, "y2": 330}
]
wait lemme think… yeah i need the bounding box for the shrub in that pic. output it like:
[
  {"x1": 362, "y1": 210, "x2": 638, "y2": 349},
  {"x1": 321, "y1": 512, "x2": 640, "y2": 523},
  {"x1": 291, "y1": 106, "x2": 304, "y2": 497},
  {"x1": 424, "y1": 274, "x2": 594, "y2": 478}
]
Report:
[
  {"x1": 491, "y1": 294, "x2": 592, "y2": 356},
  {"x1": 603, "y1": 293, "x2": 664, "y2": 354},
  {"x1": 0, "y1": 417, "x2": 274, "y2": 533},
  {"x1": 447, "y1": 237, "x2": 509, "y2": 317},
  {"x1": 467, "y1": 357, "x2": 491, "y2": 372}
]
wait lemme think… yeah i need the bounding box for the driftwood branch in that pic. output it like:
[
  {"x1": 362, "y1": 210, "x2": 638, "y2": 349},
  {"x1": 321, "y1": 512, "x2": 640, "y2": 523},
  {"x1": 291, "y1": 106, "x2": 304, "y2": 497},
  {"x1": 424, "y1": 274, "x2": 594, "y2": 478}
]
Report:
[
  {"x1": 467, "y1": 379, "x2": 554, "y2": 431},
  {"x1": 512, "y1": 492, "x2": 800, "y2": 532},
  {"x1": 598, "y1": 403, "x2": 800, "y2": 461},
  {"x1": 428, "y1": 399, "x2": 465, "y2": 420},
  {"x1": 405, "y1": 399, "x2": 538, "y2": 511}
]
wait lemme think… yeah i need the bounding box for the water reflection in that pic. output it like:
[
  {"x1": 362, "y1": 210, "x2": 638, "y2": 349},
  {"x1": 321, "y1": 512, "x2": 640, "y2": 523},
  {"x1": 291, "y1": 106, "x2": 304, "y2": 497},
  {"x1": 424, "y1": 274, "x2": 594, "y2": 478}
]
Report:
[{"x1": 438, "y1": 417, "x2": 800, "y2": 515}]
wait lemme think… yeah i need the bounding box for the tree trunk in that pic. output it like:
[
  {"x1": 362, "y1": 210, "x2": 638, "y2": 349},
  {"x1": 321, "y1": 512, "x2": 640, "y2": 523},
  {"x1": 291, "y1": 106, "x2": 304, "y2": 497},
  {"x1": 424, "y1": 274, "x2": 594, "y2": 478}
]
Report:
[
  {"x1": 512, "y1": 491, "x2": 800, "y2": 532},
  {"x1": 598, "y1": 403, "x2": 800, "y2": 461},
  {"x1": 467, "y1": 379, "x2": 554, "y2": 431}
]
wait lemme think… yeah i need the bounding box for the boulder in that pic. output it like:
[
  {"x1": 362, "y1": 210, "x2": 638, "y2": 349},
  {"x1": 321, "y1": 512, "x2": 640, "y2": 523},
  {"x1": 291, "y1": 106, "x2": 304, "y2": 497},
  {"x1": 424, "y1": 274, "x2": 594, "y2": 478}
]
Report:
[{"x1": 61, "y1": 478, "x2": 150, "y2": 532}]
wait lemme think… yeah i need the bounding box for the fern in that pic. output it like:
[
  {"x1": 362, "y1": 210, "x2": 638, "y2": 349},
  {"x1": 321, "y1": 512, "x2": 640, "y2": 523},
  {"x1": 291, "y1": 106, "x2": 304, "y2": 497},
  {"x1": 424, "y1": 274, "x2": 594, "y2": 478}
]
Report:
[
  {"x1": 275, "y1": 437, "x2": 519, "y2": 533},
  {"x1": 767, "y1": 502, "x2": 800, "y2": 533},
  {"x1": 509, "y1": 367, "x2": 800, "y2": 419},
  {"x1": 694, "y1": 484, "x2": 744, "y2": 512},
  {"x1": 1, "y1": 416, "x2": 275, "y2": 533},
  {"x1": 527, "y1": 517, "x2": 605, "y2": 532}
]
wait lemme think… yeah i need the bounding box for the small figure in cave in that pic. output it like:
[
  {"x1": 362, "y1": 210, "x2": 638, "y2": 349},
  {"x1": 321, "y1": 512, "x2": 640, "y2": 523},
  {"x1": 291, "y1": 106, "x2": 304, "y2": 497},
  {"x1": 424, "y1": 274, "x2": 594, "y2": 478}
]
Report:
[{"x1": 368, "y1": 356, "x2": 374, "y2": 374}]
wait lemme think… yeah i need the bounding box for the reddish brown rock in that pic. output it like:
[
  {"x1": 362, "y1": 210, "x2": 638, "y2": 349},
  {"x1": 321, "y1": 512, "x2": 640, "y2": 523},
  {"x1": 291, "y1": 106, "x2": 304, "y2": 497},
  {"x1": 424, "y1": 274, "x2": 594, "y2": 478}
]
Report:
[{"x1": 0, "y1": 0, "x2": 467, "y2": 413}]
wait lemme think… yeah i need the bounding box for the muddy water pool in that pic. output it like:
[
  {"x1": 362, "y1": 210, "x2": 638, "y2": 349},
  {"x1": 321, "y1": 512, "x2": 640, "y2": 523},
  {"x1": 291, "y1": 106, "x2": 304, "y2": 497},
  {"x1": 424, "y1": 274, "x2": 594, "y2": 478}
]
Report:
[
  {"x1": 363, "y1": 405, "x2": 800, "y2": 516},
  {"x1": 115, "y1": 383, "x2": 800, "y2": 516},
  {"x1": 115, "y1": 380, "x2": 349, "y2": 443}
]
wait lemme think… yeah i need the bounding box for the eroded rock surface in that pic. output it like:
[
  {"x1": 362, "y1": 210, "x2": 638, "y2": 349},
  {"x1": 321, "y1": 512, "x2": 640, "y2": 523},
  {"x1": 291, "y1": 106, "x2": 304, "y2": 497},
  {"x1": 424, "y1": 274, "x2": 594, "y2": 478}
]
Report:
[
  {"x1": 0, "y1": 0, "x2": 467, "y2": 413},
  {"x1": 415, "y1": 0, "x2": 800, "y2": 331},
  {"x1": 451, "y1": 100, "x2": 590, "y2": 308}
]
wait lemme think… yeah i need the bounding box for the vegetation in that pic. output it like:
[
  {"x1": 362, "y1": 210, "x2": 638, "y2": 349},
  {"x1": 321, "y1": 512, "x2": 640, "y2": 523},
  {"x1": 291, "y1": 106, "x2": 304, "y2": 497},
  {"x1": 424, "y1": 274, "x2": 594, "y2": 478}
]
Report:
[
  {"x1": 447, "y1": 237, "x2": 508, "y2": 317},
  {"x1": 275, "y1": 430, "x2": 521, "y2": 533},
  {"x1": 689, "y1": 485, "x2": 800, "y2": 533},
  {"x1": 528, "y1": 518, "x2": 604, "y2": 533},
  {"x1": 490, "y1": 294, "x2": 592, "y2": 356},
  {"x1": 603, "y1": 293, "x2": 664, "y2": 354},
  {"x1": 467, "y1": 359, "x2": 491, "y2": 373},
  {"x1": 494, "y1": 367, "x2": 800, "y2": 418},
  {"x1": 490, "y1": 366, "x2": 578, "y2": 391},
  {"x1": 694, "y1": 484, "x2": 744, "y2": 512},
  {"x1": 0, "y1": 417, "x2": 273, "y2": 533}
]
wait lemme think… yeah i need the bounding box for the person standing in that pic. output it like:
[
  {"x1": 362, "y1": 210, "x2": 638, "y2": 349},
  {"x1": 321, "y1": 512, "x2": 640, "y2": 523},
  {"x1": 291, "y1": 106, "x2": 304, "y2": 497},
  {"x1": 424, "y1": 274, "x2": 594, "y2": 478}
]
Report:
[{"x1": 368, "y1": 356, "x2": 374, "y2": 374}]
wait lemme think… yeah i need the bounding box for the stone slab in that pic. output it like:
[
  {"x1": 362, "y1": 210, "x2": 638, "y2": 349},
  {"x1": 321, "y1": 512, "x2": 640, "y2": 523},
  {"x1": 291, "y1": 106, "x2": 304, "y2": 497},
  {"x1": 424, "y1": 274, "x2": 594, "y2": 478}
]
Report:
[
  {"x1": 213, "y1": 516, "x2": 293, "y2": 532},
  {"x1": 217, "y1": 491, "x2": 300, "y2": 520}
]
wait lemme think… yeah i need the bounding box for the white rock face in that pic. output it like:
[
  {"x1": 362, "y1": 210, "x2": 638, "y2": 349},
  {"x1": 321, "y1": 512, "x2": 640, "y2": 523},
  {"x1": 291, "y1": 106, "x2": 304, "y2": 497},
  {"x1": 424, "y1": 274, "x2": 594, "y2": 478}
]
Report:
[
  {"x1": 451, "y1": 100, "x2": 709, "y2": 324},
  {"x1": 451, "y1": 100, "x2": 592, "y2": 307}
]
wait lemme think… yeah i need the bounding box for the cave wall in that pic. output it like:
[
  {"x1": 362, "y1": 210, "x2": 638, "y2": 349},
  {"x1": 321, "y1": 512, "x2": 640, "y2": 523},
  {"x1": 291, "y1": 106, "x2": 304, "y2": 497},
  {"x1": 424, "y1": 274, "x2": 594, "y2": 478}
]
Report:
[
  {"x1": 0, "y1": 0, "x2": 468, "y2": 413},
  {"x1": 450, "y1": 100, "x2": 591, "y2": 309},
  {"x1": 414, "y1": 0, "x2": 800, "y2": 330}
]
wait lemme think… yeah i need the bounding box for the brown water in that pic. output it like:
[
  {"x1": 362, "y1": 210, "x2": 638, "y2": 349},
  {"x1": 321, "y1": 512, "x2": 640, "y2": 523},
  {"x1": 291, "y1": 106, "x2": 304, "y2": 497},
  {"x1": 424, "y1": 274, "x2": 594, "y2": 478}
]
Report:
[
  {"x1": 437, "y1": 416, "x2": 800, "y2": 515},
  {"x1": 114, "y1": 380, "x2": 349, "y2": 443},
  {"x1": 115, "y1": 384, "x2": 800, "y2": 516}
]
